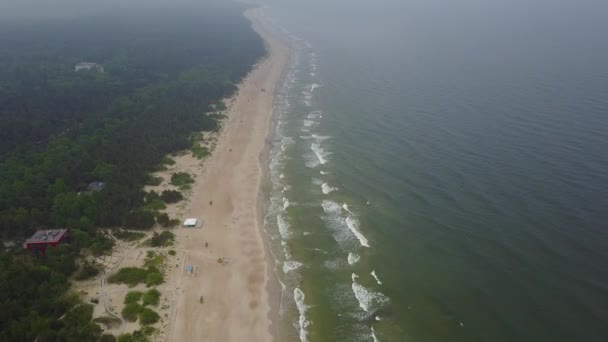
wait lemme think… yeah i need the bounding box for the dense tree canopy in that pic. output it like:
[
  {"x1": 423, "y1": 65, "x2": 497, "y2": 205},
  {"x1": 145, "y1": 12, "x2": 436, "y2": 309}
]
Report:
[{"x1": 0, "y1": 2, "x2": 264, "y2": 340}]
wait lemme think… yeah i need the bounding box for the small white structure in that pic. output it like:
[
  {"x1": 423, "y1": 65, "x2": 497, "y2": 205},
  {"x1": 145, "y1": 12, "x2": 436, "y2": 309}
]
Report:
[
  {"x1": 183, "y1": 218, "x2": 199, "y2": 228},
  {"x1": 75, "y1": 62, "x2": 104, "y2": 72}
]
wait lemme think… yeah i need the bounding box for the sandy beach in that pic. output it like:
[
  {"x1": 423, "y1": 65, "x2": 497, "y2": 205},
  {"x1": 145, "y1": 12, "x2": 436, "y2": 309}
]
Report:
[{"x1": 167, "y1": 8, "x2": 289, "y2": 342}]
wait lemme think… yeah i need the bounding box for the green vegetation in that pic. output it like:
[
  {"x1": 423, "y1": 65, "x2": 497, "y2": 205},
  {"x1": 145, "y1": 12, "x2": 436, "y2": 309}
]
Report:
[
  {"x1": 101, "y1": 334, "x2": 118, "y2": 342},
  {"x1": 142, "y1": 288, "x2": 161, "y2": 307},
  {"x1": 124, "y1": 291, "x2": 144, "y2": 304},
  {"x1": 139, "y1": 307, "x2": 160, "y2": 325},
  {"x1": 170, "y1": 172, "x2": 195, "y2": 188},
  {"x1": 145, "y1": 175, "x2": 164, "y2": 186},
  {"x1": 0, "y1": 2, "x2": 264, "y2": 340},
  {"x1": 110, "y1": 251, "x2": 166, "y2": 287},
  {"x1": 168, "y1": 250, "x2": 176, "y2": 256},
  {"x1": 149, "y1": 231, "x2": 175, "y2": 247},
  {"x1": 121, "y1": 302, "x2": 142, "y2": 322},
  {"x1": 192, "y1": 144, "x2": 211, "y2": 160},
  {"x1": 113, "y1": 229, "x2": 146, "y2": 242},
  {"x1": 117, "y1": 327, "x2": 155, "y2": 342},
  {"x1": 75, "y1": 261, "x2": 100, "y2": 280},
  {"x1": 125, "y1": 210, "x2": 156, "y2": 230},
  {"x1": 161, "y1": 157, "x2": 176, "y2": 166},
  {"x1": 108, "y1": 266, "x2": 163, "y2": 288},
  {"x1": 160, "y1": 190, "x2": 183, "y2": 203}
]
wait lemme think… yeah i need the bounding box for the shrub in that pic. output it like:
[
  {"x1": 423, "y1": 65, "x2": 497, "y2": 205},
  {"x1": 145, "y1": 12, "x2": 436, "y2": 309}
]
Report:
[
  {"x1": 75, "y1": 262, "x2": 100, "y2": 280},
  {"x1": 121, "y1": 303, "x2": 142, "y2": 322},
  {"x1": 100, "y1": 334, "x2": 117, "y2": 342},
  {"x1": 161, "y1": 157, "x2": 176, "y2": 165},
  {"x1": 145, "y1": 175, "x2": 164, "y2": 186},
  {"x1": 139, "y1": 308, "x2": 160, "y2": 325},
  {"x1": 145, "y1": 272, "x2": 163, "y2": 287},
  {"x1": 160, "y1": 190, "x2": 183, "y2": 203},
  {"x1": 125, "y1": 210, "x2": 156, "y2": 229},
  {"x1": 142, "y1": 289, "x2": 161, "y2": 307},
  {"x1": 108, "y1": 267, "x2": 148, "y2": 287},
  {"x1": 168, "y1": 250, "x2": 176, "y2": 256},
  {"x1": 113, "y1": 229, "x2": 145, "y2": 242},
  {"x1": 149, "y1": 231, "x2": 175, "y2": 247},
  {"x1": 170, "y1": 172, "x2": 194, "y2": 187},
  {"x1": 124, "y1": 291, "x2": 143, "y2": 304}
]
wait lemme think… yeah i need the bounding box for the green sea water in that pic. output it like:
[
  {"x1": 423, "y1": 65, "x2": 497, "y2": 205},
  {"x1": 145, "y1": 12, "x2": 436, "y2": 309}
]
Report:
[{"x1": 259, "y1": 1, "x2": 608, "y2": 341}]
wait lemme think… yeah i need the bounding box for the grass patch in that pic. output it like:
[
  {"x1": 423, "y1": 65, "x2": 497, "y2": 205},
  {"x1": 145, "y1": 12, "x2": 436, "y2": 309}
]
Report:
[
  {"x1": 170, "y1": 172, "x2": 194, "y2": 187},
  {"x1": 160, "y1": 190, "x2": 183, "y2": 203},
  {"x1": 113, "y1": 229, "x2": 146, "y2": 242},
  {"x1": 145, "y1": 174, "x2": 164, "y2": 186},
  {"x1": 117, "y1": 327, "x2": 155, "y2": 342},
  {"x1": 108, "y1": 267, "x2": 163, "y2": 287},
  {"x1": 161, "y1": 157, "x2": 176, "y2": 166},
  {"x1": 149, "y1": 231, "x2": 175, "y2": 247},
  {"x1": 142, "y1": 289, "x2": 161, "y2": 307},
  {"x1": 121, "y1": 303, "x2": 142, "y2": 322},
  {"x1": 124, "y1": 291, "x2": 143, "y2": 304},
  {"x1": 143, "y1": 198, "x2": 166, "y2": 211},
  {"x1": 139, "y1": 307, "x2": 160, "y2": 325},
  {"x1": 75, "y1": 262, "x2": 99, "y2": 280},
  {"x1": 192, "y1": 143, "x2": 210, "y2": 160}
]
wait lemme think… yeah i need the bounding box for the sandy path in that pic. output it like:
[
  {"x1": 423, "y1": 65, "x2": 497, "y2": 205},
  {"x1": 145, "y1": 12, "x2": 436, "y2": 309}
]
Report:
[{"x1": 170, "y1": 8, "x2": 289, "y2": 342}]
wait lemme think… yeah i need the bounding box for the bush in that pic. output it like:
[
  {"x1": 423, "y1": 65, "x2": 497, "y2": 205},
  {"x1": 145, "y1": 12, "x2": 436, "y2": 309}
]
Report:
[
  {"x1": 108, "y1": 267, "x2": 148, "y2": 287},
  {"x1": 160, "y1": 190, "x2": 183, "y2": 203},
  {"x1": 145, "y1": 175, "x2": 164, "y2": 186},
  {"x1": 125, "y1": 210, "x2": 156, "y2": 229},
  {"x1": 124, "y1": 291, "x2": 143, "y2": 304},
  {"x1": 142, "y1": 289, "x2": 161, "y2": 307},
  {"x1": 156, "y1": 213, "x2": 171, "y2": 228},
  {"x1": 139, "y1": 307, "x2": 160, "y2": 325},
  {"x1": 145, "y1": 272, "x2": 163, "y2": 287},
  {"x1": 168, "y1": 250, "x2": 176, "y2": 256},
  {"x1": 113, "y1": 229, "x2": 145, "y2": 242},
  {"x1": 149, "y1": 231, "x2": 175, "y2": 247},
  {"x1": 121, "y1": 303, "x2": 142, "y2": 322},
  {"x1": 75, "y1": 262, "x2": 100, "y2": 280},
  {"x1": 170, "y1": 172, "x2": 194, "y2": 187},
  {"x1": 100, "y1": 334, "x2": 117, "y2": 342},
  {"x1": 162, "y1": 157, "x2": 176, "y2": 165}
]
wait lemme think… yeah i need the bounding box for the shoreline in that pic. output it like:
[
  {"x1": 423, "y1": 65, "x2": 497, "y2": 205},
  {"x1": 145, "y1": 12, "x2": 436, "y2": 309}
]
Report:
[{"x1": 168, "y1": 7, "x2": 291, "y2": 342}]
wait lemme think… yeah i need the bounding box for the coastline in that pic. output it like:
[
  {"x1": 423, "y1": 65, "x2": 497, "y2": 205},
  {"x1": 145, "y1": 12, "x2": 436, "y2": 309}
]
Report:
[{"x1": 168, "y1": 7, "x2": 290, "y2": 342}]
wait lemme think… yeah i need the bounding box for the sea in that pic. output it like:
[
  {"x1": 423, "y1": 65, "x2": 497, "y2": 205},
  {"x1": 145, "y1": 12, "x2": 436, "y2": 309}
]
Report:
[{"x1": 256, "y1": 0, "x2": 608, "y2": 341}]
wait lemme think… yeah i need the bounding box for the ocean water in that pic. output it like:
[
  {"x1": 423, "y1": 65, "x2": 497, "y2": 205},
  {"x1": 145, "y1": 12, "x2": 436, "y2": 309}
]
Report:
[{"x1": 258, "y1": 1, "x2": 608, "y2": 341}]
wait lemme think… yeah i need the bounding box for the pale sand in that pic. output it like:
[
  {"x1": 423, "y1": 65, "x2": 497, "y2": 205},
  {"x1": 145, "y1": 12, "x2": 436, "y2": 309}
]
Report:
[{"x1": 169, "y1": 8, "x2": 290, "y2": 342}]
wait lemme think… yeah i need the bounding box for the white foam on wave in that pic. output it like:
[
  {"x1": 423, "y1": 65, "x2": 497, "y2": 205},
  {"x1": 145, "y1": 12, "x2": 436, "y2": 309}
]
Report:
[
  {"x1": 303, "y1": 231, "x2": 312, "y2": 236},
  {"x1": 346, "y1": 216, "x2": 370, "y2": 248},
  {"x1": 277, "y1": 213, "x2": 291, "y2": 239},
  {"x1": 311, "y1": 142, "x2": 329, "y2": 165},
  {"x1": 300, "y1": 135, "x2": 312, "y2": 140},
  {"x1": 280, "y1": 173, "x2": 285, "y2": 179},
  {"x1": 342, "y1": 203, "x2": 351, "y2": 213},
  {"x1": 321, "y1": 182, "x2": 338, "y2": 194},
  {"x1": 311, "y1": 134, "x2": 331, "y2": 141},
  {"x1": 371, "y1": 270, "x2": 382, "y2": 285},
  {"x1": 348, "y1": 252, "x2": 360, "y2": 265},
  {"x1": 307, "y1": 110, "x2": 322, "y2": 119},
  {"x1": 294, "y1": 287, "x2": 311, "y2": 342},
  {"x1": 283, "y1": 260, "x2": 303, "y2": 273},
  {"x1": 351, "y1": 273, "x2": 390, "y2": 312},
  {"x1": 303, "y1": 120, "x2": 315, "y2": 127},
  {"x1": 283, "y1": 197, "x2": 290, "y2": 210},
  {"x1": 371, "y1": 326, "x2": 380, "y2": 342},
  {"x1": 320, "y1": 170, "x2": 328, "y2": 175}
]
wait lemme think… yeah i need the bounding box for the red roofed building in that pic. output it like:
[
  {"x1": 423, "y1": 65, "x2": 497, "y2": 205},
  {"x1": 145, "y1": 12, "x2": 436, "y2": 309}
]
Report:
[{"x1": 25, "y1": 229, "x2": 69, "y2": 256}]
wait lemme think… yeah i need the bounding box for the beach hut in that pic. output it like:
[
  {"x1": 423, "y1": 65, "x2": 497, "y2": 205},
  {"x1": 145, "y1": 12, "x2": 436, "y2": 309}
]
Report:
[{"x1": 183, "y1": 218, "x2": 198, "y2": 228}]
